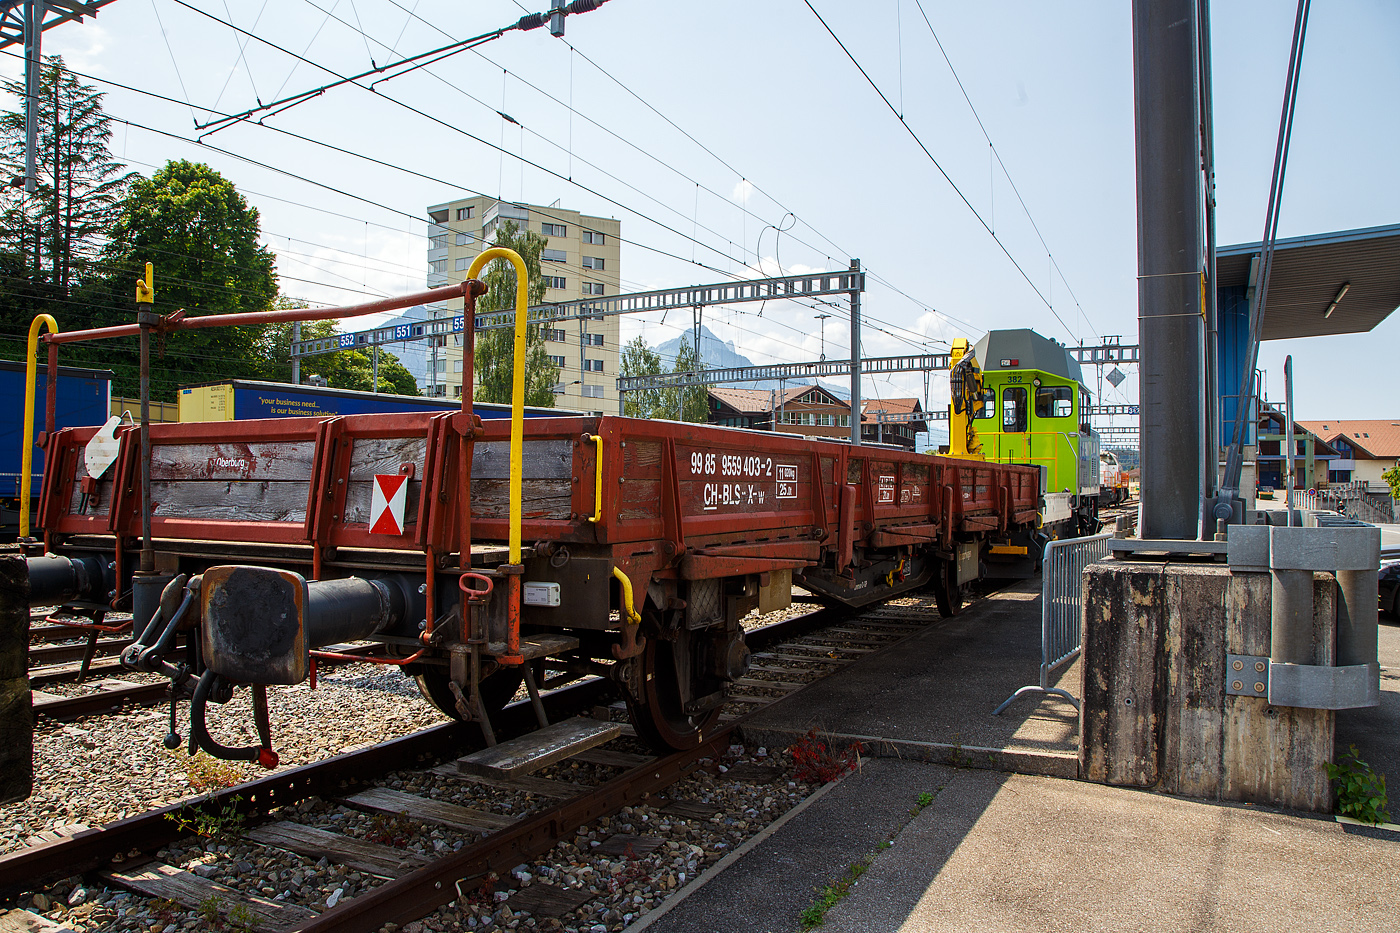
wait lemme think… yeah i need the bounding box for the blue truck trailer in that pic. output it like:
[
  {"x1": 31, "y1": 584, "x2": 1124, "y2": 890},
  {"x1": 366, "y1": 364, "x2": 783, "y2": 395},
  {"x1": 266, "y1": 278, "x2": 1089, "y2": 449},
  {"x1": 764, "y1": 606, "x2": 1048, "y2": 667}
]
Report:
[
  {"x1": 177, "y1": 379, "x2": 577, "y2": 422},
  {"x1": 0, "y1": 359, "x2": 113, "y2": 535}
]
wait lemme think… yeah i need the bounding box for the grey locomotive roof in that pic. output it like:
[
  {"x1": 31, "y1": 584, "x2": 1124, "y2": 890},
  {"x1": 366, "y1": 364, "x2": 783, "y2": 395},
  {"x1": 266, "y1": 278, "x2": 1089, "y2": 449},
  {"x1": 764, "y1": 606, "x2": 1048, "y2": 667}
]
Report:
[{"x1": 972, "y1": 329, "x2": 1086, "y2": 387}]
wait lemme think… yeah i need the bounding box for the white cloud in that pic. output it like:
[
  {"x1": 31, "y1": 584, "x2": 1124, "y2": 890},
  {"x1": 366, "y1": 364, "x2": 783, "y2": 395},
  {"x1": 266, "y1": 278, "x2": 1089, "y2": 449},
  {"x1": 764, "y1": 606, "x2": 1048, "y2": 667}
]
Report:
[{"x1": 732, "y1": 179, "x2": 754, "y2": 204}]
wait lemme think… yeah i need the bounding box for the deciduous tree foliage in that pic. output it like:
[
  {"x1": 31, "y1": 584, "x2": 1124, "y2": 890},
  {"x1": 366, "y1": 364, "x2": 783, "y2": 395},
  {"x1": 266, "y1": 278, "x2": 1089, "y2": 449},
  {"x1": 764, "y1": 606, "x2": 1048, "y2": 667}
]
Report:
[
  {"x1": 472, "y1": 220, "x2": 560, "y2": 408},
  {"x1": 261, "y1": 317, "x2": 420, "y2": 396},
  {"x1": 620, "y1": 335, "x2": 668, "y2": 419},
  {"x1": 84, "y1": 160, "x2": 279, "y2": 397}
]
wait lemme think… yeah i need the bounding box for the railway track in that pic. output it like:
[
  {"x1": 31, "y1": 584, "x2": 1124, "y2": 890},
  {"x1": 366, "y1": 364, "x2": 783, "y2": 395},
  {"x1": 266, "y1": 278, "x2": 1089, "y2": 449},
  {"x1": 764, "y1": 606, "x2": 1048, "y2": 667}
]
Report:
[{"x1": 3, "y1": 588, "x2": 965, "y2": 932}]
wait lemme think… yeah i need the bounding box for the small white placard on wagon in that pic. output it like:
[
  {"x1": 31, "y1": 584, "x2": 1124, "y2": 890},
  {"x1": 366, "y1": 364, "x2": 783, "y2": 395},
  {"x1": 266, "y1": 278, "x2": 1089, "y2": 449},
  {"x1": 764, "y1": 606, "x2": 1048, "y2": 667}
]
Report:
[
  {"x1": 369, "y1": 473, "x2": 409, "y2": 535},
  {"x1": 775, "y1": 464, "x2": 798, "y2": 499},
  {"x1": 84, "y1": 416, "x2": 122, "y2": 480}
]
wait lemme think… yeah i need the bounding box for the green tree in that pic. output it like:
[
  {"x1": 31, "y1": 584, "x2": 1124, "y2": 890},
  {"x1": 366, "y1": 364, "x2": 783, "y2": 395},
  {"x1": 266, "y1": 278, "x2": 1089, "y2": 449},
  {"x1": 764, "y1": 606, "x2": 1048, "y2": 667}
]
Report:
[
  {"x1": 472, "y1": 220, "x2": 559, "y2": 407},
  {"x1": 671, "y1": 340, "x2": 709, "y2": 422},
  {"x1": 261, "y1": 317, "x2": 420, "y2": 395},
  {"x1": 84, "y1": 160, "x2": 279, "y2": 397},
  {"x1": 1383, "y1": 464, "x2": 1400, "y2": 501},
  {"x1": 0, "y1": 56, "x2": 130, "y2": 298},
  {"x1": 620, "y1": 335, "x2": 671, "y2": 419}
]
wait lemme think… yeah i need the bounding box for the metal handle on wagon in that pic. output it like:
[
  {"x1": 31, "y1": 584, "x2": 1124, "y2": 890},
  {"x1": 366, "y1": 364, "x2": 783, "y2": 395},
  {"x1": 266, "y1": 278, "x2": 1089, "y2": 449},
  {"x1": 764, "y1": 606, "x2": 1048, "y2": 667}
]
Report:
[
  {"x1": 21, "y1": 313, "x2": 58, "y2": 539},
  {"x1": 587, "y1": 434, "x2": 604, "y2": 523}
]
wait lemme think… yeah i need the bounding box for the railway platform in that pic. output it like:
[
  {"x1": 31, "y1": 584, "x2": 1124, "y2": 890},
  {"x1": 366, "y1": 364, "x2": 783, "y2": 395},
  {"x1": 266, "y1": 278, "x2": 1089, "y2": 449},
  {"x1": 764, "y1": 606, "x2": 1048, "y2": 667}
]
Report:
[{"x1": 630, "y1": 577, "x2": 1400, "y2": 933}]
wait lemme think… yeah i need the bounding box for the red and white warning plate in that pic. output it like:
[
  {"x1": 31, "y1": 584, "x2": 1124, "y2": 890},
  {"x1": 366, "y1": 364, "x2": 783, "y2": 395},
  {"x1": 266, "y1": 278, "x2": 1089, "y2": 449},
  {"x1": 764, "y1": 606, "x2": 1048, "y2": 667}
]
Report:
[{"x1": 369, "y1": 473, "x2": 409, "y2": 536}]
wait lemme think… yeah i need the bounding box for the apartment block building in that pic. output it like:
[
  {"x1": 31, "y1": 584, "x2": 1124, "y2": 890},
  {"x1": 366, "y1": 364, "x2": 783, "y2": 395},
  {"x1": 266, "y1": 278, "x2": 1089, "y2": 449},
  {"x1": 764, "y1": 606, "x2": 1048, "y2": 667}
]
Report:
[{"x1": 424, "y1": 197, "x2": 622, "y2": 413}]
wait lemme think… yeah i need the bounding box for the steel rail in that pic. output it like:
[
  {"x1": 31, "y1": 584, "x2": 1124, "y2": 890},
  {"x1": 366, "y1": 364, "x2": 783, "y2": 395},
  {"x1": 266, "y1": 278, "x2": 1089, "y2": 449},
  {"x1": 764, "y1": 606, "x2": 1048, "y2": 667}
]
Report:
[{"x1": 0, "y1": 604, "x2": 852, "y2": 896}]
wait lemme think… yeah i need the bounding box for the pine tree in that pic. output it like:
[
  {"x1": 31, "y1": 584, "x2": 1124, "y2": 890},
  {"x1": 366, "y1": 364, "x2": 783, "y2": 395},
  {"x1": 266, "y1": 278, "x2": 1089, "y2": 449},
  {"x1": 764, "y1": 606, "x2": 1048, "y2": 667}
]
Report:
[{"x1": 0, "y1": 56, "x2": 130, "y2": 299}]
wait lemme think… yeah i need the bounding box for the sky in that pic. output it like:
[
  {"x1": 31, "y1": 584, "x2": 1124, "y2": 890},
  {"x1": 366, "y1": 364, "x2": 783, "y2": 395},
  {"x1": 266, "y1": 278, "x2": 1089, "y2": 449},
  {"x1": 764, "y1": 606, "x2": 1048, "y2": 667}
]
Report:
[{"x1": 1, "y1": 0, "x2": 1396, "y2": 426}]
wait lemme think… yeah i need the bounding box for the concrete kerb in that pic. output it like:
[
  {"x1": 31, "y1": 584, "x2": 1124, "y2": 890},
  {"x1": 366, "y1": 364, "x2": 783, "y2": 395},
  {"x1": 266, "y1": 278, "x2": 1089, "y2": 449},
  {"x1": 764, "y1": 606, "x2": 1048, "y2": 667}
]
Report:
[{"x1": 739, "y1": 725, "x2": 1079, "y2": 779}]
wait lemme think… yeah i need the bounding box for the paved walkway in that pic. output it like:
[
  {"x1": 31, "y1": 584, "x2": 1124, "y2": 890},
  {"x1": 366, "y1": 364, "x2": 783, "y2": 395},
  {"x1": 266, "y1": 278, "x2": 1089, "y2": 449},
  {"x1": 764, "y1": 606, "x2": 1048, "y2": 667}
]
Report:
[{"x1": 630, "y1": 578, "x2": 1400, "y2": 933}]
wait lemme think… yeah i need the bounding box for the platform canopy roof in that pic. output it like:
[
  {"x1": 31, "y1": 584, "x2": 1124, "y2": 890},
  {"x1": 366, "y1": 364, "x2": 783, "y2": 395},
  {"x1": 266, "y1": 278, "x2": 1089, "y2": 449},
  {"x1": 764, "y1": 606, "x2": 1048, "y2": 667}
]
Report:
[{"x1": 1217, "y1": 223, "x2": 1400, "y2": 340}]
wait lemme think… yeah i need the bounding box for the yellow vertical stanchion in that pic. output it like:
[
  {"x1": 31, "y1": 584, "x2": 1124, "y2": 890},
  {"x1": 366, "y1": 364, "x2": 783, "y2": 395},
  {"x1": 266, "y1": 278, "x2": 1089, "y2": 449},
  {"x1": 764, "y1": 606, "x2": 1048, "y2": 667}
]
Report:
[
  {"x1": 465, "y1": 247, "x2": 530, "y2": 664},
  {"x1": 20, "y1": 314, "x2": 58, "y2": 540}
]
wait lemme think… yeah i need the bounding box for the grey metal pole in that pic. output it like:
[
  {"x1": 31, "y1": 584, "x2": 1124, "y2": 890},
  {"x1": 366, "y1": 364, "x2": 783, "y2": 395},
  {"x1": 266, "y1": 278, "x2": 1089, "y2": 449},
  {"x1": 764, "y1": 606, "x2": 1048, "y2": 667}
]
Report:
[
  {"x1": 849, "y1": 259, "x2": 861, "y2": 446},
  {"x1": 1198, "y1": 0, "x2": 1221, "y2": 527},
  {"x1": 291, "y1": 321, "x2": 300, "y2": 384},
  {"x1": 1283, "y1": 355, "x2": 1295, "y2": 523},
  {"x1": 1133, "y1": 0, "x2": 1204, "y2": 540},
  {"x1": 22, "y1": 0, "x2": 43, "y2": 194}
]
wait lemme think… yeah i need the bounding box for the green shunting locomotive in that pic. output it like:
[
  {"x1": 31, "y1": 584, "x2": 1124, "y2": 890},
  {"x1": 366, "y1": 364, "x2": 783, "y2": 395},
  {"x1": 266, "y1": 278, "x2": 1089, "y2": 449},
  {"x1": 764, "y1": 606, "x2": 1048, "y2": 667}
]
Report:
[{"x1": 947, "y1": 328, "x2": 1110, "y2": 543}]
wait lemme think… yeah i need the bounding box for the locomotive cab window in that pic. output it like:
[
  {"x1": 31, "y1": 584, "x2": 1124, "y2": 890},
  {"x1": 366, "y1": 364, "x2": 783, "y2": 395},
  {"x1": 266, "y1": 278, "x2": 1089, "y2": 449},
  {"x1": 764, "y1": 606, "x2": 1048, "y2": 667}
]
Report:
[
  {"x1": 975, "y1": 387, "x2": 996, "y2": 419},
  {"x1": 1002, "y1": 387, "x2": 1027, "y2": 432},
  {"x1": 1035, "y1": 385, "x2": 1074, "y2": 419}
]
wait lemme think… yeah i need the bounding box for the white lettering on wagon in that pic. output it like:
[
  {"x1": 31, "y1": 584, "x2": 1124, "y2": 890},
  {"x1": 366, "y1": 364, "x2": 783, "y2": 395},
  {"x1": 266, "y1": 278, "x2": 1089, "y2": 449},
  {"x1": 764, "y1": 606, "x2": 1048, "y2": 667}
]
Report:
[
  {"x1": 702, "y1": 482, "x2": 767, "y2": 511},
  {"x1": 877, "y1": 474, "x2": 896, "y2": 504},
  {"x1": 776, "y1": 464, "x2": 798, "y2": 499},
  {"x1": 206, "y1": 456, "x2": 255, "y2": 475}
]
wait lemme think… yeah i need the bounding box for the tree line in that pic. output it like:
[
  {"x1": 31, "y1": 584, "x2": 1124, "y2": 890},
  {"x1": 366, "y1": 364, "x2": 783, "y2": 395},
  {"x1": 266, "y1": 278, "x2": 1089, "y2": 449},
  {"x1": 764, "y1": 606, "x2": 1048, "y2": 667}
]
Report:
[{"x1": 0, "y1": 57, "x2": 417, "y2": 400}]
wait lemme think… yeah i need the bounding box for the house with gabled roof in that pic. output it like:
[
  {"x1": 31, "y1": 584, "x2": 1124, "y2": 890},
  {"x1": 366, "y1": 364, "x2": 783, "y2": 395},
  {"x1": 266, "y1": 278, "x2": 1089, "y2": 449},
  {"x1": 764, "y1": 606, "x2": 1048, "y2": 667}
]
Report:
[
  {"x1": 860, "y1": 398, "x2": 926, "y2": 450},
  {"x1": 1297, "y1": 420, "x2": 1400, "y2": 487},
  {"x1": 707, "y1": 384, "x2": 852, "y2": 439}
]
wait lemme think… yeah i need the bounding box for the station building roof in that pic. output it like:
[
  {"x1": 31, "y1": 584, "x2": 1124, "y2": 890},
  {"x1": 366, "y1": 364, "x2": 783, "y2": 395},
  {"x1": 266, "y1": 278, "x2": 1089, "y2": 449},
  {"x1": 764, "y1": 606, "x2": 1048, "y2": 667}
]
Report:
[{"x1": 1217, "y1": 223, "x2": 1400, "y2": 340}]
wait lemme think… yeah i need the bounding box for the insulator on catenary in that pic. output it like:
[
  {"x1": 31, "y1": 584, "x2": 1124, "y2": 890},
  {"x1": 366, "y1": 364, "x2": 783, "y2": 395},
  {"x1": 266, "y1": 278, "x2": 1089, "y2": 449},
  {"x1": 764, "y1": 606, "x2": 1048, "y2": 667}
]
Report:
[
  {"x1": 516, "y1": 12, "x2": 546, "y2": 30},
  {"x1": 566, "y1": 0, "x2": 604, "y2": 13}
]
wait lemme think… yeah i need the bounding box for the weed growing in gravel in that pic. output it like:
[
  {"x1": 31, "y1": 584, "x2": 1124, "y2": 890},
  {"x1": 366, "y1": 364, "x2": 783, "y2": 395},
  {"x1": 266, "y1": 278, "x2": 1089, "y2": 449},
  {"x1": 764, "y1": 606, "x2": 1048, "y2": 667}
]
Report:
[
  {"x1": 165, "y1": 794, "x2": 247, "y2": 840},
  {"x1": 169, "y1": 749, "x2": 249, "y2": 792},
  {"x1": 1327, "y1": 745, "x2": 1390, "y2": 825},
  {"x1": 913, "y1": 792, "x2": 935, "y2": 813},
  {"x1": 199, "y1": 895, "x2": 224, "y2": 924},
  {"x1": 226, "y1": 903, "x2": 258, "y2": 933},
  {"x1": 364, "y1": 811, "x2": 416, "y2": 848},
  {"x1": 790, "y1": 729, "x2": 864, "y2": 783}
]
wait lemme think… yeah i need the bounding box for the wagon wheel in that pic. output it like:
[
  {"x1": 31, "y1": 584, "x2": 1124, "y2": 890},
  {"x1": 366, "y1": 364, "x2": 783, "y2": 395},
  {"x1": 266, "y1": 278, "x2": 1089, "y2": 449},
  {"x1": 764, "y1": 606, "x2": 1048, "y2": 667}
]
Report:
[
  {"x1": 934, "y1": 558, "x2": 964, "y2": 618},
  {"x1": 624, "y1": 633, "x2": 724, "y2": 753},
  {"x1": 412, "y1": 667, "x2": 524, "y2": 723}
]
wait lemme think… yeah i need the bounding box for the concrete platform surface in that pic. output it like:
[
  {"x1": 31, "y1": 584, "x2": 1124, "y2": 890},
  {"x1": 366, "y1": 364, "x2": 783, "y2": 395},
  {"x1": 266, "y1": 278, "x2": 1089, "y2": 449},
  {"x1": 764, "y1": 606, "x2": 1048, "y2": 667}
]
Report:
[
  {"x1": 635, "y1": 759, "x2": 1399, "y2": 933},
  {"x1": 740, "y1": 578, "x2": 1081, "y2": 774}
]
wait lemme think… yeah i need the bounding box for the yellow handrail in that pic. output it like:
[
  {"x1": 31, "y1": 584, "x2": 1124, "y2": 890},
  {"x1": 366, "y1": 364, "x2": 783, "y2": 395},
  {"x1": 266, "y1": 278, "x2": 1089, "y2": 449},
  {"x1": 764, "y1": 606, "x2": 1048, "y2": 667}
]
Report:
[
  {"x1": 587, "y1": 434, "x2": 603, "y2": 523},
  {"x1": 612, "y1": 566, "x2": 640, "y2": 624},
  {"x1": 21, "y1": 314, "x2": 59, "y2": 539},
  {"x1": 465, "y1": 248, "x2": 529, "y2": 564}
]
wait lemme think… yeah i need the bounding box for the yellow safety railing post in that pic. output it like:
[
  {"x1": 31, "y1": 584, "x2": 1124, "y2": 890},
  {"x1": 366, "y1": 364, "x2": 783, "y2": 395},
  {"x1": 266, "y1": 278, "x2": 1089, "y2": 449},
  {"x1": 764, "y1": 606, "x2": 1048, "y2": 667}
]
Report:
[
  {"x1": 21, "y1": 313, "x2": 59, "y2": 539},
  {"x1": 465, "y1": 247, "x2": 530, "y2": 665}
]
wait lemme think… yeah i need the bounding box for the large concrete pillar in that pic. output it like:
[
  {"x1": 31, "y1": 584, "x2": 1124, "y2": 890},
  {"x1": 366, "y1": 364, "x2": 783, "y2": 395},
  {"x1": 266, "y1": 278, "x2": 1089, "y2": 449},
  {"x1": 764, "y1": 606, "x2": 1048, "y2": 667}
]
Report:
[{"x1": 1134, "y1": 0, "x2": 1206, "y2": 540}]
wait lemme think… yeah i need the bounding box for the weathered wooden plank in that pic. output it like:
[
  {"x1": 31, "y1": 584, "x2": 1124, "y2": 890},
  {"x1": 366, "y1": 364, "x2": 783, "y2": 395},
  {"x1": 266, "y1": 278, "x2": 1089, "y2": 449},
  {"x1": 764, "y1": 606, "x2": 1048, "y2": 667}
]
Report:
[
  {"x1": 469, "y1": 479, "x2": 572, "y2": 521},
  {"x1": 472, "y1": 440, "x2": 574, "y2": 481},
  {"x1": 660, "y1": 799, "x2": 721, "y2": 821},
  {"x1": 245, "y1": 821, "x2": 428, "y2": 878},
  {"x1": 569, "y1": 747, "x2": 651, "y2": 770},
  {"x1": 150, "y1": 441, "x2": 317, "y2": 481},
  {"x1": 427, "y1": 765, "x2": 585, "y2": 799},
  {"x1": 591, "y1": 834, "x2": 664, "y2": 857},
  {"x1": 618, "y1": 478, "x2": 662, "y2": 524},
  {"x1": 0, "y1": 909, "x2": 80, "y2": 933},
  {"x1": 348, "y1": 436, "x2": 428, "y2": 481},
  {"x1": 103, "y1": 862, "x2": 317, "y2": 932},
  {"x1": 340, "y1": 787, "x2": 516, "y2": 833},
  {"x1": 507, "y1": 883, "x2": 592, "y2": 920},
  {"x1": 148, "y1": 479, "x2": 309, "y2": 523},
  {"x1": 733, "y1": 677, "x2": 804, "y2": 692},
  {"x1": 23, "y1": 822, "x2": 88, "y2": 847},
  {"x1": 458, "y1": 719, "x2": 622, "y2": 778}
]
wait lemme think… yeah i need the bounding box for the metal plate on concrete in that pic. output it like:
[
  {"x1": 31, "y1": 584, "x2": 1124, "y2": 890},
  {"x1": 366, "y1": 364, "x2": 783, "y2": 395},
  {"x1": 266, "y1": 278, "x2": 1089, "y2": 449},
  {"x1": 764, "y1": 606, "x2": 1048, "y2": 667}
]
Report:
[{"x1": 1225, "y1": 655, "x2": 1269, "y2": 698}]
